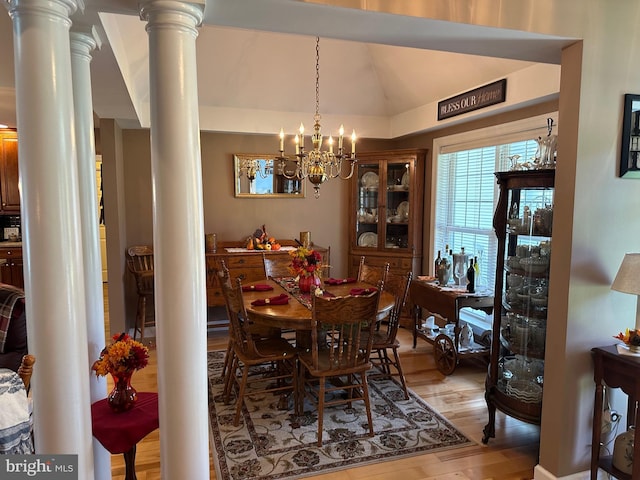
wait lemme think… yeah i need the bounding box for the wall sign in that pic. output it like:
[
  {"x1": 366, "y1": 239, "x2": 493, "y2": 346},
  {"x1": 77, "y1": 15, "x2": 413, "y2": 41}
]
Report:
[{"x1": 438, "y1": 79, "x2": 507, "y2": 121}]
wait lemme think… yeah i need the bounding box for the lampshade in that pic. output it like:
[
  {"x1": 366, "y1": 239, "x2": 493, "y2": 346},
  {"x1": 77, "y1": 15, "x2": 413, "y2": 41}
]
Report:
[
  {"x1": 612, "y1": 253, "x2": 640, "y2": 295},
  {"x1": 612, "y1": 253, "x2": 640, "y2": 331}
]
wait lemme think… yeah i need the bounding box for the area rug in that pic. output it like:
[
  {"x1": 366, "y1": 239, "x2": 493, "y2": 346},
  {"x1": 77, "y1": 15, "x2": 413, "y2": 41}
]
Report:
[{"x1": 207, "y1": 350, "x2": 474, "y2": 480}]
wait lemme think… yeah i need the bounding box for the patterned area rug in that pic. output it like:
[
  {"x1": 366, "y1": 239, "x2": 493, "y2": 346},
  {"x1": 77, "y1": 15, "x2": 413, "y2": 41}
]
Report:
[{"x1": 207, "y1": 351, "x2": 474, "y2": 480}]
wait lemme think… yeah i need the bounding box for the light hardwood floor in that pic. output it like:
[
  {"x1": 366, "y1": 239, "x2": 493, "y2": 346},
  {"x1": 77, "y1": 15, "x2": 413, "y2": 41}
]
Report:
[{"x1": 104, "y1": 288, "x2": 539, "y2": 480}]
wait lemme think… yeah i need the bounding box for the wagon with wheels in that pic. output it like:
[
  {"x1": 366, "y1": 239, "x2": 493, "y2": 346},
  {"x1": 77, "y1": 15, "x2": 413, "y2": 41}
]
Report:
[{"x1": 410, "y1": 279, "x2": 494, "y2": 375}]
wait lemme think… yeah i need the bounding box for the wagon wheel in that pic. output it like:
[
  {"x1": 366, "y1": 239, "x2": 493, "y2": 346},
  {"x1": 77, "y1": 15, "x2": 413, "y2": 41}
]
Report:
[{"x1": 433, "y1": 334, "x2": 457, "y2": 375}]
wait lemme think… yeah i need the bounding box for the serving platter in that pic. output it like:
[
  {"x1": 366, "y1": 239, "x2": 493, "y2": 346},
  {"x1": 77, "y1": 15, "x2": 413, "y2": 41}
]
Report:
[
  {"x1": 358, "y1": 232, "x2": 378, "y2": 247},
  {"x1": 396, "y1": 201, "x2": 409, "y2": 219},
  {"x1": 360, "y1": 171, "x2": 379, "y2": 188}
]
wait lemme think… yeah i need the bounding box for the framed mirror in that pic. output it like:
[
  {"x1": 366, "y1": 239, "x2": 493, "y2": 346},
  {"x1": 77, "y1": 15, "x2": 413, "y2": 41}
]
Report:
[
  {"x1": 234, "y1": 154, "x2": 305, "y2": 198},
  {"x1": 620, "y1": 93, "x2": 640, "y2": 178}
]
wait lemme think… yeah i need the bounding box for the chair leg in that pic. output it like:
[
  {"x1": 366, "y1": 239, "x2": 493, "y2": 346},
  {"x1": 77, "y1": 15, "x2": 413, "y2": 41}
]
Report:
[
  {"x1": 223, "y1": 354, "x2": 239, "y2": 404},
  {"x1": 134, "y1": 295, "x2": 146, "y2": 341},
  {"x1": 221, "y1": 338, "x2": 233, "y2": 379},
  {"x1": 234, "y1": 366, "x2": 250, "y2": 426},
  {"x1": 392, "y1": 348, "x2": 409, "y2": 400},
  {"x1": 361, "y1": 373, "x2": 374, "y2": 437},
  {"x1": 317, "y1": 378, "x2": 326, "y2": 447}
]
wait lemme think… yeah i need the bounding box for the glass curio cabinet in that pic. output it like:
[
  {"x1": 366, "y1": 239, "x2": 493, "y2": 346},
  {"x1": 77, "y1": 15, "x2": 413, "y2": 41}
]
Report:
[{"x1": 483, "y1": 169, "x2": 555, "y2": 444}]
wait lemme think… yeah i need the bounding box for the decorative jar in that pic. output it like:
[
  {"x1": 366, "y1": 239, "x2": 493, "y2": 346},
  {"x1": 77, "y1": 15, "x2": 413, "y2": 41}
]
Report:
[
  {"x1": 108, "y1": 371, "x2": 138, "y2": 413},
  {"x1": 298, "y1": 274, "x2": 321, "y2": 293},
  {"x1": 613, "y1": 426, "x2": 634, "y2": 475}
]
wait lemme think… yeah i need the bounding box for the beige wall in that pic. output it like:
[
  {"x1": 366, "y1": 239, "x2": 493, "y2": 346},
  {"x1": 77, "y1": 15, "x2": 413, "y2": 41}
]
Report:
[
  {"x1": 104, "y1": 1, "x2": 640, "y2": 475},
  {"x1": 120, "y1": 129, "x2": 393, "y2": 278}
]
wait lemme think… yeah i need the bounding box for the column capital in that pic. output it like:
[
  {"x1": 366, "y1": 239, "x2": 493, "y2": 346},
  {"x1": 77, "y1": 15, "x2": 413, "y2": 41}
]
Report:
[
  {"x1": 139, "y1": 0, "x2": 205, "y2": 30},
  {"x1": 5, "y1": 0, "x2": 79, "y2": 19},
  {"x1": 70, "y1": 24, "x2": 102, "y2": 57}
]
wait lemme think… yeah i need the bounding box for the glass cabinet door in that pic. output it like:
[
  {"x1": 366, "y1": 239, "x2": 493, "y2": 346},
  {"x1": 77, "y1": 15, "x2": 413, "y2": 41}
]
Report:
[
  {"x1": 355, "y1": 162, "x2": 380, "y2": 249},
  {"x1": 384, "y1": 161, "x2": 411, "y2": 249},
  {"x1": 497, "y1": 184, "x2": 553, "y2": 407}
]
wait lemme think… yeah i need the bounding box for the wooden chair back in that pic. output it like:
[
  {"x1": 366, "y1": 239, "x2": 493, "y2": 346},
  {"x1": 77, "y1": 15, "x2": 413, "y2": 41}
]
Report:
[
  {"x1": 357, "y1": 256, "x2": 389, "y2": 286},
  {"x1": 217, "y1": 261, "x2": 260, "y2": 357},
  {"x1": 262, "y1": 253, "x2": 293, "y2": 278},
  {"x1": 380, "y1": 271, "x2": 413, "y2": 343},
  {"x1": 126, "y1": 245, "x2": 154, "y2": 295},
  {"x1": 310, "y1": 290, "x2": 381, "y2": 371}
]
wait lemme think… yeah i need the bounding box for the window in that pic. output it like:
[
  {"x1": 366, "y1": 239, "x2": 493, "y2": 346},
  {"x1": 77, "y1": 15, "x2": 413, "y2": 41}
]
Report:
[{"x1": 433, "y1": 114, "x2": 556, "y2": 291}]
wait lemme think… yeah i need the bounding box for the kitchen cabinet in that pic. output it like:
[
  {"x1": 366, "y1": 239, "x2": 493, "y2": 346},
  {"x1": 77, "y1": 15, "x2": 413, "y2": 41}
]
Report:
[
  {"x1": 0, "y1": 130, "x2": 21, "y2": 213},
  {"x1": 483, "y1": 169, "x2": 554, "y2": 444},
  {"x1": 0, "y1": 246, "x2": 24, "y2": 289}
]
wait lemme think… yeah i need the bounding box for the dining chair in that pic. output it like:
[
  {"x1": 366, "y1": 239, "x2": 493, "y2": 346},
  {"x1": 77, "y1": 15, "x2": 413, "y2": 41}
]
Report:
[
  {"x1": 362, "y1": 271, "x2": 412, "y2": 399},
  {"x1": 357, "y1": 256, "x2": 389, "y2": 287},
  {"x1": 262, "y1": 253, "x2": 293, "y2": 279},
  {"x1": 217, "y1": 261, "x2": 282, "y2": 380},
  {"x1": 298, "y1": 288, "x2": 381, "y2": 446},
  {"x1": 125, "y1": 245, "x2": 155, "y2": 341},
  {"x1": 17, "y1": 354, "x2": 35, "y2": 392},
  {"x1": 219, "y1": 270, "x2": 298, "y2": 426}
]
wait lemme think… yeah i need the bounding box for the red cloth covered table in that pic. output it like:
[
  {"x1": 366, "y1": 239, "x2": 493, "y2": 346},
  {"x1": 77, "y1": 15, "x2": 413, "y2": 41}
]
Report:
[{"x1": 91, "y1": 392, "x2": 159, "y2": 480}]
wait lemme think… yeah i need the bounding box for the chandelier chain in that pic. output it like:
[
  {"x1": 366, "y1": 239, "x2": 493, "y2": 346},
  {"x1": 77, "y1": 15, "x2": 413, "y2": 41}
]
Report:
[{"x1": 315, "y1": 36, "x2": 320, "y2": 118}]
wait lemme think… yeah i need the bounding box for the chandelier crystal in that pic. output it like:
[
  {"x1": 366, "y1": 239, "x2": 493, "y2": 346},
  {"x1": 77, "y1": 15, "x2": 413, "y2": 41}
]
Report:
[{"x1": 277, "y1": 37, "x2": 357, "y2": 198}]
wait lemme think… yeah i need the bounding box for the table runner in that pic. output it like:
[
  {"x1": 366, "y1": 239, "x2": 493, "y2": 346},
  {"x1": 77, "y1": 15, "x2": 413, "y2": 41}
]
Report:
[{"x1": 273, "y1": 277, "x2": 334, "y2": 309}]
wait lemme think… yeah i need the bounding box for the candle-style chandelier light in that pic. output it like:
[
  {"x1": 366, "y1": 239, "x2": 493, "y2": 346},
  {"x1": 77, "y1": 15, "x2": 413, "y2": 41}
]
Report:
[{"x1": 276, "y1": 37, "x2": 357, "y2": 198}]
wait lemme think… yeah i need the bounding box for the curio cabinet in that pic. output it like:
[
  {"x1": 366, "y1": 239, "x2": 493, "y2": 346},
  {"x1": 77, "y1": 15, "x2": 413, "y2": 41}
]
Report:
[{"x1": 483, "y1": 169, "x2": 554, "y2": 444}]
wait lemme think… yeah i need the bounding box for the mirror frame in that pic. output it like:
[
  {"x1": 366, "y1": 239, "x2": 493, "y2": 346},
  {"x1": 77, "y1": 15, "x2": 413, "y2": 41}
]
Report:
[
  {"x1": 620, "y1": 93, "x2": 640, "y2": 178},
  {"x1": 234, "y1": 153, "x2": 306, "y2": 198}
]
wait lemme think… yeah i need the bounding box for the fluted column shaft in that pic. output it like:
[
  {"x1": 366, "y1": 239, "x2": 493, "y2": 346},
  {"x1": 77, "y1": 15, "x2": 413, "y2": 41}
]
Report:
[{"x1": 139, "y1": 1, "x2": 209, "y2": 478}]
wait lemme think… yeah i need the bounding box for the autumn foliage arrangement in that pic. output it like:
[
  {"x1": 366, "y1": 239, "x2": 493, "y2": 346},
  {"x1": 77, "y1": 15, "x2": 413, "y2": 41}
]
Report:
[
  {"x1": 289, "y1": 246, "x2": 323, "y2": 278},
  {"x1": 91, "y1": 333, "x2": 149, "y2": 377},
  {"x1": 614, "y1": 328, "x2": 640, "y2": 347}
]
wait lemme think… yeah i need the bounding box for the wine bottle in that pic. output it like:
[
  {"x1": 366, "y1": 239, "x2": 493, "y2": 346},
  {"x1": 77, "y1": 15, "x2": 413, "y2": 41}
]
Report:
[
  {"x1": 434, "y1": 250, "x2": 442, "y2": 276},
  {"x1": 466, "y1": 258, "x2": 475, "y2": 293}
]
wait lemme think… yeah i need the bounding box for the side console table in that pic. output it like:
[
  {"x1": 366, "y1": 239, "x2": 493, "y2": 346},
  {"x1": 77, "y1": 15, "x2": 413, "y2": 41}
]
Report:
[{"x1": 591, "y1": 345, "x2": 640, "y2": 480}]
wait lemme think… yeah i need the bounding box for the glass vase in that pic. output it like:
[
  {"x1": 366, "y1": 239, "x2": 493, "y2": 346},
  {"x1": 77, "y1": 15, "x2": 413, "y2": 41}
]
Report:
[
  {"x1": 298, "y1": 274, "x2": 321, "y2": 293},
  {"x1": 108, "y1": 371, "x2": 138, "y2": 413}
]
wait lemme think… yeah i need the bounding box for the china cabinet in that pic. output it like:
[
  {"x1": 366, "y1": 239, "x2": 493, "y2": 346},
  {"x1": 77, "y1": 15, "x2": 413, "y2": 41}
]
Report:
[
  {"x1": 482, "y1": 169, "x2": 554, "y2": 444},
  {"x1": 347, "y1": 149, "x2": 426, "y2": 279}
]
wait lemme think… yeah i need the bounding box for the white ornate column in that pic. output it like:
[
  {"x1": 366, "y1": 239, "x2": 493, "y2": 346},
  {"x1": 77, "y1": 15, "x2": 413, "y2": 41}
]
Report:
[
  {"x1": 139, "y1": 1, "x2": 209, "y2": 478},
  {"x1": 70, "y1": 24, "x2": 111, "y2": 480},
  {"x1": 6, "y1": 0, "x2": 94, "y2": 478}
]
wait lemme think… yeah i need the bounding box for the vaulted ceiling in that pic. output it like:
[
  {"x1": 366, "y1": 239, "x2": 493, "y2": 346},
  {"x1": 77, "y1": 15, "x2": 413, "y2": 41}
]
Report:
[{"x1": 0, "y1": 0, "x2": 575, "y2": 138}]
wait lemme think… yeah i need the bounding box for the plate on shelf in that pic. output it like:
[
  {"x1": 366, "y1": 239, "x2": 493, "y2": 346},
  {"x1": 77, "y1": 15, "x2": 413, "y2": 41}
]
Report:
[
  {"x1": 401, "y1": 171, "x2": 409, "y2": 188},
  {"x1": 361, "y1": 171, "x2": 379, "y2": 188},
  {"x1": 396, "y1": 201, "x2": 409, "y2": 219},
  {"x1": 358, "y1": 232, "x2": 378, "y2": 247}
]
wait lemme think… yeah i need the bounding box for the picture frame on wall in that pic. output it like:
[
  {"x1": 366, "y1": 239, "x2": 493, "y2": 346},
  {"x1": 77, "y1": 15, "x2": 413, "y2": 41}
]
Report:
[{"x1": 620, "y1": 93, "x2": 640, "y2": 178}]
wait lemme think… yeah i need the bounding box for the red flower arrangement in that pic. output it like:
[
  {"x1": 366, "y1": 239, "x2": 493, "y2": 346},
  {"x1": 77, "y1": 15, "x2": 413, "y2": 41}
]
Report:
[
  {"x1": 289, "y1": 246, "x2": 323, "y2": 278},
  {"x1": 91, "y1": 333, "x2": 149, "y2": 377}
]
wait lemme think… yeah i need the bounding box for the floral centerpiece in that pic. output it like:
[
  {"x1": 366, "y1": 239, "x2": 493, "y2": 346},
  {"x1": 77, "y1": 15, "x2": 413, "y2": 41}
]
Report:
[
  {"x1": 289, "y1": 246, "x2": 324, "y2": 293},
  {"x1": 92, "y1": 333, "x2": 149, "y2": 412},
  {"x1": 614, "y1": 328, "x2": 640, "y2": 351}
]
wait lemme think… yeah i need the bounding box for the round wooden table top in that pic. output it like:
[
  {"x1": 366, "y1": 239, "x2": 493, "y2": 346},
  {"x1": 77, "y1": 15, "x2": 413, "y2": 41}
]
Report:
[{"x1": 243, "y1": 278, "x2": 395, "y2": 331}]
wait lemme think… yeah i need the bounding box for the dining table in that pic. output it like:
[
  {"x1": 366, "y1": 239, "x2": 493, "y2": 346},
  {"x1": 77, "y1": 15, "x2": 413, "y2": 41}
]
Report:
[{"x1": 242, "y1": 277, "x2": 395, "y2": 349}]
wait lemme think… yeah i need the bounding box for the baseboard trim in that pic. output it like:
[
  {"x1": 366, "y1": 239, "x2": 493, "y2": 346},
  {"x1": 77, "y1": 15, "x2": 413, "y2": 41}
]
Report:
[{"x1": 534, "y1": 464, "x2": 590, "y2": 480}]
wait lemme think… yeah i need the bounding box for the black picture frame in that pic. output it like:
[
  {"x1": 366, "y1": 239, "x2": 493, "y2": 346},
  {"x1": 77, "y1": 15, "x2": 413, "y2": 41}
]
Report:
[{"x1": 620, "y1": 93, "x2": 640, "y2": 178}]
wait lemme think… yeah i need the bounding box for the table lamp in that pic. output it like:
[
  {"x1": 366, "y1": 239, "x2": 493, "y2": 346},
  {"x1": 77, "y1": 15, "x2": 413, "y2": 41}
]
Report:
[{"x1": 611, "y1": 253, "x2": 640, "y2": 331}]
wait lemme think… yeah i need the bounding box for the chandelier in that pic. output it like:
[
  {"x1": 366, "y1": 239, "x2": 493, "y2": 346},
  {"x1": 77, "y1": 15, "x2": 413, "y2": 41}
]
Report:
[{"x1": 277, "y1": 37, "x2": 357, "y2": 198}]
